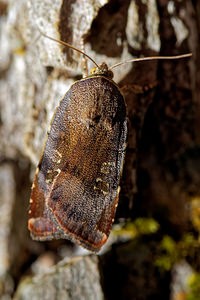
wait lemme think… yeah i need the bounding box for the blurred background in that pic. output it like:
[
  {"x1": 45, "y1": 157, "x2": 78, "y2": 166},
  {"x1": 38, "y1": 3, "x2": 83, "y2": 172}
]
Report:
[{"x1": 0, "y1": 0, "x2": 200, "y2": 299}]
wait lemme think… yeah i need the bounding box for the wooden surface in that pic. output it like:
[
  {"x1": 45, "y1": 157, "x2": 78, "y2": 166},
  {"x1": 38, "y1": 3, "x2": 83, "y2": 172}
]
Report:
[{"x1": 0, "y1": 0, "x2": 200, "y2": 299}]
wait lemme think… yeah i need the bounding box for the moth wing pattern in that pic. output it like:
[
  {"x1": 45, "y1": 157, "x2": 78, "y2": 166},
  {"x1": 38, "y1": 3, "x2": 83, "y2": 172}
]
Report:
[{"x1": 28, "y1": 76, "x2": 127, "y2": 252}]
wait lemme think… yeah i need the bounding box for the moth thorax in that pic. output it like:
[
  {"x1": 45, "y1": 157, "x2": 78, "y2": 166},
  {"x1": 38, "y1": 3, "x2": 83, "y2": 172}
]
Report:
[{"x1": 90, "y1": 62, "x2": 113, "y2": 79}]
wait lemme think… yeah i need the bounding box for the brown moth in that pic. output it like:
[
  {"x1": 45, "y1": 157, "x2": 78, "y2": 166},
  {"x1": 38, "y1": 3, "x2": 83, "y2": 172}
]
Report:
[
  {"x1": 28, "y1": 60, "x2": 127, "y2": 252},
  {"x1": 28, "y1": 33, "x2": 192, "y2": 252}
]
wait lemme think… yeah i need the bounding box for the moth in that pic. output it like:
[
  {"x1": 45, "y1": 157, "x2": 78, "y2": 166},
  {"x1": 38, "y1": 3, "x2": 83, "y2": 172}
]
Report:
[{"x1": 28, "y1": 32, "x2": 192, "y2": 252}]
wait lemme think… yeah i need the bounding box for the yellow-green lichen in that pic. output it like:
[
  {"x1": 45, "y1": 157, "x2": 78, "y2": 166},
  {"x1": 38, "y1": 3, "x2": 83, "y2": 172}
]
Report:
[
  {"x1": 112, "y1": 217, "x2": 160, "y2": 239},
  {"x1": 155, "y1": 236, "x2": 177, "y2": 271},
  {"x1": 186, "y1": 273, "x2": 200, "y2": 300}
]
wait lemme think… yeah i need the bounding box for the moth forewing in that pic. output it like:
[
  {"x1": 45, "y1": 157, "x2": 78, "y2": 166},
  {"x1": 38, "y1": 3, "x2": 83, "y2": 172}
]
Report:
[{"x1": 28, "y1": 75, "x2": 127, "y2": 252}]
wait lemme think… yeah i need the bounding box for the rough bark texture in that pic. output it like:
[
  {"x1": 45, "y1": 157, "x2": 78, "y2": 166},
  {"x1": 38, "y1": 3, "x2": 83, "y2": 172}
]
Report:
[
  {"x1": 14, "y1": 256, "x2": 104, "y2": 300},
  {"x1": 0, "y1": 0, "x2": 200, "y2": 299}
]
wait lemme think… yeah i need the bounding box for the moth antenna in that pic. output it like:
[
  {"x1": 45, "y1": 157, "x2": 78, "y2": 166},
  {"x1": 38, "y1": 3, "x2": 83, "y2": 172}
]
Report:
[
  {"x1": 38, "y1": 28, "x2": 99, "y2": 69},
  {"x1": 109, "y1": 53, "x2": 192, "y2": 70}
]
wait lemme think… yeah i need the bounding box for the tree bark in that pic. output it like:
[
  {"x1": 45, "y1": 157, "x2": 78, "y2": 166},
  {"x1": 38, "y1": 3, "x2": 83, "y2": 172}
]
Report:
[{"x1": 0, "y1": 0, "x2": 200, "y2": 299}]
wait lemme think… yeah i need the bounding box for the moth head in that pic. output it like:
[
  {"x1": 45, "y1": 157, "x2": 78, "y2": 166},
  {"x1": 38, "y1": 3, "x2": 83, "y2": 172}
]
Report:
[{"x1": 90, "y1": 62, "x2": 114, "y2": 79}]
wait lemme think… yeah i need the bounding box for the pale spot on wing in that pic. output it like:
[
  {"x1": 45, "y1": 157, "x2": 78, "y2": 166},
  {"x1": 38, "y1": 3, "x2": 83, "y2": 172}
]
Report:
[
  {"x1": 102, "y1": 190, "x2": 108, "y2": 196},
  {"x1": 96, "y1": 177, "x2": 103, "y2": 182},
  {"x1": 94, "y1": 176, "x2": 109, "y2": 196},
  {"x1": 45, "y1": 178, "x2": 53, "y2": 184},
  {"x1": 56, "y1": 168, "x2": 61, "y2": 174},
  {"x1": 100, "y1": 161, "x2": 115, "y2": 174},
  {"x1": 54, "y1": 150, "x2": 62, "y2": 158}
]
